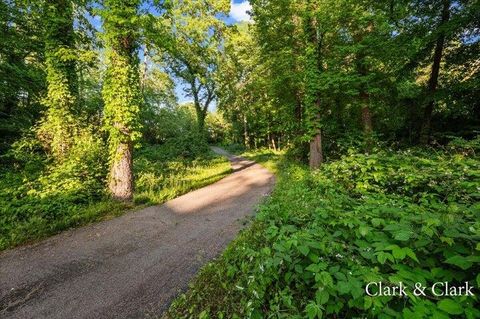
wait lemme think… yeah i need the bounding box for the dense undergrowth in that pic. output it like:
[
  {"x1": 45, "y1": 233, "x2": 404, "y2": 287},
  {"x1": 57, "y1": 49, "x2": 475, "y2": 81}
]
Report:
[
  {"x1": 0, "y1": 143, "x2": 230, "y2": 251},
  {"x1": 166, "y1": 138, "x2": 480, "y2": 319}
]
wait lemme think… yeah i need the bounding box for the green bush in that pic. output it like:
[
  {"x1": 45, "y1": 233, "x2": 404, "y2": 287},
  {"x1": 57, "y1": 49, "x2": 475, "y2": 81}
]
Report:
[
  {"x1": 166, "y1": 143, "x2": 480, "y2": 318},
  {"x1": 0, "y1": 130, "x2": 113, "y2": 249}
]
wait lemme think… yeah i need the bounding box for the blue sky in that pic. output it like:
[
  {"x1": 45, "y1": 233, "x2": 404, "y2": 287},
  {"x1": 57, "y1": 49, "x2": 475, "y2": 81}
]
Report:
[{"x1": 228, "y1": 0, "x2": 252, "y2": 24}]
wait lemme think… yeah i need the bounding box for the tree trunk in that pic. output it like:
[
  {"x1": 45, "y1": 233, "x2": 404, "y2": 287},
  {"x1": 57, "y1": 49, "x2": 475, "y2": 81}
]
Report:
[
  {"x1": 141, "y1": 46, "x2": 149, "y2": 94},
  {"x1": 355, "y1": 40, "x2": 373, "y2": 137},
  {"x1": 419, "y1": 0, "x2": 450, "y2": 144},
  {"x1": 192, "y1": 95, "x2": 207, "y2": 136},
  {"x1": 309, "y1": 128, "x2": 323, "y2": 169},
  {"x1": 243, "y1": 114, "x2": 249, "y2": 148},
  {"x1": 271, "y1": 134, "x2": 277, "y2": 151},
  {"x1": 361, "y1": 99, "x2": 373, "y2": 134},
  {"x1": 362, "y1": 104, "x2": 373, "y2": 152},
  {"x1": 353, "y1": 20, "x2": 375, "y2": 150},
  {"x1": 306, "y1": 6, "x2": 324, "y2": 170},
  {"x1": 309, "y1": 98, "x2": 323, "y2": 169},
  {"x1": 102, "y1": 0, "x2": 142, "y2": 202},
  {"x1": 196, "y1": 108, "x2": 206, "y2": 133},
  {"x1": 109, "y1": 141, "x2": 133, "y2": 201},
  {"x1": 38, "y1": 0, "x2": 78, "y2": 160},
  {"x1": 361, "y1": 89, "x2": 373, "y2": 151}
]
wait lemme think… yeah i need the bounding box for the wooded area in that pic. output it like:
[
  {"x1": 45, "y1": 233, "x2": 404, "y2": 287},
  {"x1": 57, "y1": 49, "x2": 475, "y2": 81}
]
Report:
[{"x1": 1, "y1": 0, "x2": 479, "y2": 317}]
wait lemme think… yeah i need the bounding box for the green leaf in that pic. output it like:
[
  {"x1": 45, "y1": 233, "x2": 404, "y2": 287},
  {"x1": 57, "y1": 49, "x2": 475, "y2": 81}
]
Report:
[
  {"x1": 316, "y1": 271, "x2": 333, "y2": 287},
  {"x1": 376, "y1": 251, "x2": 391, "y2": 264},
  {"x1": 359, "y1": 225, "x2": 370, "y2": 237},
  {"x1": 394, "y1": 230, "x2": 411, "y2": 241},
  {"x1": 445, "y1": 255, "x2": 473, "y2": 270},
  {"x1": 392, "y1": 247, "x2": 406, "y2": 260},
  {"x1": 337, "y1": 281, "x2": 350, "y2": 294},
  {"x1": 364, "y1": 297, "x2": 373, "y2": 310},
  {"x1": 437, "y1": 299, "x2": 463, "y2": 315},
  {"x1": 306, "y1": 263, "x2": 320, "y2": 273},
  {"x1": 403, "y1": 248, "x2": 419, "y2": 263},
  {"x1": 315, "y1": 289, "x2": 329, "y2": 305},
  {"x1": 305, "y1": 302, "x2": 323, "y2": 319},
  {"x1": 299, "y1": 245, "x2": 310, "y2": 256}
]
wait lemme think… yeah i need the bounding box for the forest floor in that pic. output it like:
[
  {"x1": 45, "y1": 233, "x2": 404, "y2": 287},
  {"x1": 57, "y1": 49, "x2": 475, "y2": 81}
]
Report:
[{"x1": 0, "y1": 148, "x2": 275, "y2": 319}]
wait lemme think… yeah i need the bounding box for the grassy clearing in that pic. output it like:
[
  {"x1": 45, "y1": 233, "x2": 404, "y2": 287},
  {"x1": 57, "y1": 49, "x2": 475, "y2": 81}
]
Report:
[
  {"x1": 165, "y1": 141, "x2": 480, "y2": 318},
  {"x1": 0, "y1": 145, "x2": 231, "y2": 251}
]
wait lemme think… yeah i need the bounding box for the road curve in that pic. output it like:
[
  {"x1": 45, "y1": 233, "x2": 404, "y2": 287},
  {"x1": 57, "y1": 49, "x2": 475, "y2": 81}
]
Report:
[{"x1": 0, "y1": 148, "x2": 274, "y2": 319}]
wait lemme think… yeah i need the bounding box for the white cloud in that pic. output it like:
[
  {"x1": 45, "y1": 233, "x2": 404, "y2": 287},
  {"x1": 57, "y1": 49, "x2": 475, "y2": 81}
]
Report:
[{"x1": 230, "y1": 1, "x2": 251, "y2": 22}]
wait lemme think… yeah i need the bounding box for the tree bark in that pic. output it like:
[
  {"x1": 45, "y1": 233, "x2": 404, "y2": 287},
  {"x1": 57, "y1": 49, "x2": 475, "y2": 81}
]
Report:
[
  {"x1": 309, "y1": 127, "x2": 323, "y2": 169},
  {"x1": 270, "y1": 134, "x2": 277, "y2": 151},
  {"x1": 309, "y1": 99, "x2": 324, "y2": 169},
  {"x1": 419, "y1": 0, "x2": 450, "y2": 144},
  {"x1": 243, "y1": 114, "x2": 249, "y2": 148},
  {"x1": 141, "y1": 46, "x2": 149, "y2": 94},
  {"x1": 354, "y1": 24, "x2": 373, "y2": 138},
  {"x1": 361, "y1": 96, "x2": 373, "y2": 134},
  {"x1": 361, "y1": 92, "x2": 373, "y2": 150},
  {"x1": 306, "y1": 6, "x2": 324, "y2": 169},
  {"x1": 109, "y1": 141, "x2": 133, "y2": 201}
]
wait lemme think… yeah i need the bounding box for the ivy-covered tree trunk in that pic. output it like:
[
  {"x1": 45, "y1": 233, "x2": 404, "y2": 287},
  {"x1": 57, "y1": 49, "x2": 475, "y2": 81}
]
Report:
[
  {"x1": 37, "y1": 0, "x2": 77, "y2": 160},
  {"x1": 190, "y1": 79, "x2": 213, "y2": 136},
  {"x1": 102, "y1": 0, "x2": 142, "y2": 201},
  {"x1": 420, "y1": 0, "x2": 450, "y2": 144}
]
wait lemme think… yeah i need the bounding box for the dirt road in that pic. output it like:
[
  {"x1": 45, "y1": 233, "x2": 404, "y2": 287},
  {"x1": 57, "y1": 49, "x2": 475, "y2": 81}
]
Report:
[{"x1": 0, "y1": 148, "x2": 274, "y2": 319}]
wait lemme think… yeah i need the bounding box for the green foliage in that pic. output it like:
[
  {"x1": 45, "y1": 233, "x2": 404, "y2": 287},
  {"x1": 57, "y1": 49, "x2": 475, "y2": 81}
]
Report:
[
  {"x1": 205, "y1": 111, "x2": 233, "y2": 144},
  {"x1": 0, "y1": 130, "x2": 113, "y2": 250},
  {"x1": 141, "y1": 103, "x2": 194, "y2": 142},
  {"x1": 166, "y1": 140, "x2": 480, "y2": 318},
  {"x1": 101, "y1": 0, "x2": 143, "y2": 158},
  {"x1": 140, "y1": 103, "x2": 213, "y2": 158},
  {"x1": 0, "y1": 1, "x2": 45, "y2": 152},
  {"x1": 35, "y1": 0, "x2": 79, "y2": 161},
  {"x1": 35, "y1": 131, "x2": 108, "y2": 200},
  {"x1": 221, "y1": 0, "x2": 479, "y2": 158},
  {"x1": 147, "y1": 0, "x2": 228, "y2": 133}
]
